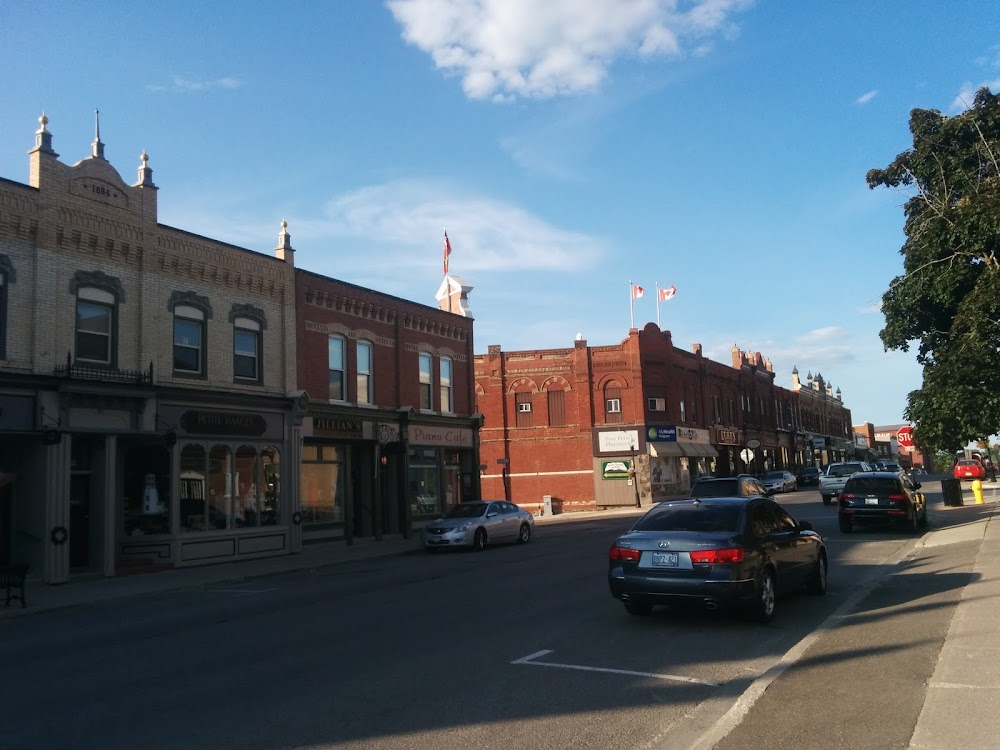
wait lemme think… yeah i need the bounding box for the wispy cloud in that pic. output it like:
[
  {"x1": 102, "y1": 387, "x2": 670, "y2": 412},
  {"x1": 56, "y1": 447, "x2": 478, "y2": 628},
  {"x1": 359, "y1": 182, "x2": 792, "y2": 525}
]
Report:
[
  {"x1": 950, "y1": 78, "x2": 1000, "y2": 112},
  {"x1": 856, "y1": 89, "x2": 878, "y2": 105},
  {"x1": 387, "y1": 0, "x2": 754, "y2": 101},
  {"x1": 146, "y1": 75, "x2": 244, "y2": 94},
  {"x1": 858, "y1": 300, "x2": 882, "y2": 314}
]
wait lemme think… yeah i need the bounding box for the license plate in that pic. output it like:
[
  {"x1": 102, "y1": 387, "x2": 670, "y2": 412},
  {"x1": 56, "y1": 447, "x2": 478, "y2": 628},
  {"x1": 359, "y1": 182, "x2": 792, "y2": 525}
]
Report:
[
  {"x1": 865, "y1": 497, "x2": 879, "y2": 505},
  {"x1": 651, "y1": 552, "x2": 679, "y2": 567},
  {"x1": 428, "y1": 536, "x2": 442, "y2": 542}
]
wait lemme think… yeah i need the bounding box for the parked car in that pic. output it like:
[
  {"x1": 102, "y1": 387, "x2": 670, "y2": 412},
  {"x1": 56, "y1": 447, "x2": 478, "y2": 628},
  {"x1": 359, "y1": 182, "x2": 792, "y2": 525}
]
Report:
[
  {"x1": 880, "y1": 462, "x2": 903, "y2": 472},
  {"x1": 690, "y1": 475, "x2": 771, "y2": 498},
  {"x1": 954, "y1": 459, "x2": 986, "y2": 481},
  {"x1": 608, "y1": 496, "x2": 827, "y2": 622},
  {"x1": 838, "y1": 471, "x2": 928, "y2": 533},
  {"x1": 762, "y1": 470, "x2": 797, "y2": 494},
  {"x1": 421, "y1": 500, "x2": 534, "y2": 551},
  {"x1": 796, "y1": 466, "x2": 822, "y2": 487},
  {"x1": 819, "y1": 461, "x2": 872, "y2": 505}
]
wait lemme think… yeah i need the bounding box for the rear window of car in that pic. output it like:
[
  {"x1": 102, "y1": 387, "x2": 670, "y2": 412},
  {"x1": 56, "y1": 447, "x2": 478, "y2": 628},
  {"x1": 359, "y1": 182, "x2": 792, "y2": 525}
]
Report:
[
  {"x1": 633, "y1": 502, "x2": 743, "y2": 533},
  {"x1": 845, "y1": 476, "x2": 900, "y2": 495},
  {"x1": 958, "y1": 460, "x2": 981, "y2": 467},
  {"x1": 828, "y1": 463, "x2": 866, "y2": 477},
  {"x1": 690, "y1": 479, "x2": 738, "y2": 497}
]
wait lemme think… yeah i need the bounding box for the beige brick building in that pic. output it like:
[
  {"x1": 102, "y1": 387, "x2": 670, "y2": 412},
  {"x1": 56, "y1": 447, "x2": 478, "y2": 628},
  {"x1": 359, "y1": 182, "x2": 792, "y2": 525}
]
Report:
[{"x1": 0, "y1": 115, "x2": 303, "y2": 582}]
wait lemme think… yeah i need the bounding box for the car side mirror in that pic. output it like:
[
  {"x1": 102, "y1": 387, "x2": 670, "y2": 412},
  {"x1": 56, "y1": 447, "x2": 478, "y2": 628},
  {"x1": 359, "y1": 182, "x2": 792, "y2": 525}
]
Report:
[
  {"x1": 914, "y1": 482, "x2": 922, "y2": 489},
  {"x1": 798, "y1": 520, "x2": 814, "y2": 531}
]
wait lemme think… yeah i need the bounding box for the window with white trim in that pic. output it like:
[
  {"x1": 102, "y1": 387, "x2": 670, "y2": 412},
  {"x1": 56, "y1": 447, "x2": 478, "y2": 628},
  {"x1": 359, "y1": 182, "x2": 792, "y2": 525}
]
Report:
[
  {"x1": 439, "y1": 356, "x2": 453, "y2": 413},
  {"x1": 75, "y1": 287, "x2": 116, "y2": 365},
  {"x1": 357, "y1": 340, "x2": 373, "y2": 405},
  {"x1": 515, "y1": 392, "x2": 533, "y2": 427},
  {"x1": 173, "y1": 305, "x2": 205, "y2": 375},
  {"x1": 605, "y1": 385, "x2": 622, "y2": 424},
  {"x1": 328, "y1": 335, "x2": 345, "y2": 401},
  {"x1": 418, "y1": 352, "x2": 433, "y2": 410},
  {"x1": 233, "y1": 317, "x2": 261, "y2": 381}
]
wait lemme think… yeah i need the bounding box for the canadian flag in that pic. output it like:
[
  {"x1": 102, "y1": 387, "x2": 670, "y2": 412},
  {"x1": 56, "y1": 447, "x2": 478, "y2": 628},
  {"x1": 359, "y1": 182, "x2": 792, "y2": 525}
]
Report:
[
  {"x1": 659, "y1": 285, "x2": 677, "y2": 301},
  {"x1": 631, "y1": 284, "x2": 644, "y2": 299}
]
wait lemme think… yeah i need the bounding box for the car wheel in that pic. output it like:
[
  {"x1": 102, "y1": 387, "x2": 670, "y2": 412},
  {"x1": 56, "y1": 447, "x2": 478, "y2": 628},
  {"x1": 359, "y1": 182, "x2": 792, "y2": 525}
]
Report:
[
  {"x1": 516, "y1": 522, "x2": 532, "y2": 544},
  {"x1": 752, "y1": 568, "x2": 776, "y2": 623},
  {"x1": 808, "y1": 553, "x2": 827, "y2": 595},
  {"x1": 624, "y1": 600, "x2": 653, "y2": 616},
  {"x1": 472, "y1": 528, "x2": 487, "y2": 551},
  {"x1": 838, "y1": 516, "x2": 852, "y2": 533},
  {"x1": 918, "y1": 500, "x2": 929, "y2": 528},
  {"x1": 822, "y1": 495, "x2": 832, "y2": 506},
  {"x1": 904, "y1": 509, "x2": 919, "y2": 534}
]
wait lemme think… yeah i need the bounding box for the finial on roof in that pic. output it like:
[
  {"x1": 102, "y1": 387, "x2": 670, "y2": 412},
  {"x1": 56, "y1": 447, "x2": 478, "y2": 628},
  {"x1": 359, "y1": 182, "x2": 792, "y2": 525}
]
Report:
[
  {"x1": 39, "y1": 112, "x2": 49, "y2": 130},
  {"x1": 32, "y1": 111, "x2": 57, "y2": 156},
  {"x1": 91, "y1": 108, "x2": 105, "y2": 159},
  {"x1": 135, "y1": 149, "x2": 155, "y2": 188},
  {"x1": 281, "y1": 218, "x2": 288, "y2": 230},
  {"x1": 275, "y1": 218, "x2": 294, "y2": 264},
  {"x1": 141, "y1": 150, "x2": 148, "y2": 164}
]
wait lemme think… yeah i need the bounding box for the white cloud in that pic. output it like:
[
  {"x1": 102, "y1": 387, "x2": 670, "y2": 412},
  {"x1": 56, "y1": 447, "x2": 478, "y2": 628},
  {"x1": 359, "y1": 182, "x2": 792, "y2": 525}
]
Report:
[
  {"x1": 856, "y1": 89, "x2": 878, "y2": 105},
  {"x1": 858, "y1": 300, "x2": 882, "y2": 314},
  {"x1": 146, "y1": 75, "x2": 244, "y2": 93},
  {"x1": 386, "y1": 0, "x2": 754, "y2": 101},
  {"x1": 950, "y1": 78, "x2": 1000, "y2": 112}
]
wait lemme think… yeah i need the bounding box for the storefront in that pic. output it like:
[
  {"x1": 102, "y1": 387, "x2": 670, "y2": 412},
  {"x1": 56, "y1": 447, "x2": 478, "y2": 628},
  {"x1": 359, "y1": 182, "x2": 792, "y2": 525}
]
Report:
[
  {"x1": 592, "y1": 427, "x2": 646, "y2": 507},
  {"x1": 645, "y1": 425, "x2": 686, "y2": 501},
  {"x1": 674, "y1": 427, "x2": 718, "y2": 481},
  {"x1": 407, "y1": 423, "x2": 475, "y2": 521},
  {"x1": 713, "y1": 427, "x2": 741, "y2": 477},
  {"x1": 0, "y1": 392, "x2": 39, "y2": 568}
]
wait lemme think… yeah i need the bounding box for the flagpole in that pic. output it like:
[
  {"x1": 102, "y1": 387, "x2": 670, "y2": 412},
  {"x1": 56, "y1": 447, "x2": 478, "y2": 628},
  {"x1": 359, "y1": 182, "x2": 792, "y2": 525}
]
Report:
[
  {"x1": 655, "y1": 283, "x2": 661, "y2": 328},
  {"x1": 629, "y1": 280, "x2": 634, "y2": 329}
]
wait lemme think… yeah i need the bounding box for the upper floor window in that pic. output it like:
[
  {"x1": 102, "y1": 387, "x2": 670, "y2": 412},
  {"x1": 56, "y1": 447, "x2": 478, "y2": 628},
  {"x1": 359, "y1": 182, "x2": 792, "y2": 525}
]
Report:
[
  {"x1": 605, "y1": 386, "x2": 622, "y2": 424},
  {"x1": 328, "y1": 336, "x2": 346, "y2": 401},
  {"x1": 515, "y1": 392, "x2": 533, "y2": 427},
  {"x1": 357, "y1": 340, "x2": 373, "y2": 405},
  {"x1": 233, "y1": 318, "x2": 261, "y2": 382},
  {"x1": 75, "y1": 287, "x2": 116, "y2": 365},
  {"x1": 439, "y1": 356, "x2": 453, "y2": 413},
  {"x1": 173, "y1": 305, "x2": 205, "y2": 376},
  {"x1": 419, "y1": 352, "x2": 433, "y2": 410},
  {"x1": 547, "y1": 389, "x2": 566, "y2": 427},
  {"x1": 680, "y1": 400, "x2": 687, "y2": 423},
  {"x1": 0, "y1": 269, "x2": 7, "y2": 360}
]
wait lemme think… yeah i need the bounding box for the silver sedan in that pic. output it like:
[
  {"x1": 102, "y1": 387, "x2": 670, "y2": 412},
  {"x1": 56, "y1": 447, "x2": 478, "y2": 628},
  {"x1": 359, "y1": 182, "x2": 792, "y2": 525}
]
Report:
[
  {"x1": 762, "y1": 470, "x2": 797, "y2": 494},
  {"x1": 421, "y1": 500, "x2": 535, "y2": 551}
]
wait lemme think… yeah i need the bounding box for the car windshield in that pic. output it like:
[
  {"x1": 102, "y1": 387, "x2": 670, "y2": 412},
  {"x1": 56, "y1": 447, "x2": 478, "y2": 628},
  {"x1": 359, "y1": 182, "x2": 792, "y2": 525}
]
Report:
[
  {"x1": 764, "y1": 472, "x2": 784, "y2": 480},
  {"x1": 445, "y1": 504, "x2": 487, "y2": 519},
  {"x1": 633, "y1": 502, "x2": 742, "y2": 533},
  {"x1": 845, "y1": 477, "x2": 900, "y2": 495},
  {"x1": 828, "y1": 463, "x2": 866, "y2": 477},
  {"x1": 690, "y1": 479, "x2": 738, "y2": 498},
  {"x1": 801, "y1": 467, "x2": 820, "y2": 475}
]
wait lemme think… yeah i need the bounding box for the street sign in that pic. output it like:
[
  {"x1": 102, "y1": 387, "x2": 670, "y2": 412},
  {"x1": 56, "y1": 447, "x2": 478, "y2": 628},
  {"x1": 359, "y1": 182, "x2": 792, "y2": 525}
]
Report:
[
  {"x1": 746, "y1": 439, "x2": 761, "y2": 449},
  {"x1": 740, "y1": 448, "x2": 755, "y2": 465},
  {"x1": 896, "y1": 426, "x2": 914, "y2": 448},
  {"x1": 497, "y1": 458, "x2": 510, "y2": 465}
]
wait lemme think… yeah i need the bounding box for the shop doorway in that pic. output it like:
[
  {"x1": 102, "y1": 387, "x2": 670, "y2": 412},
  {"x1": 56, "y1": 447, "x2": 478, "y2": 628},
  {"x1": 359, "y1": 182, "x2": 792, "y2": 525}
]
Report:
[
  {"x1": 70, "y1": 438, "x2": 98, "y2": 569},
  {"x1": 0, "y1": 480, "x2": 11, "y2": 566},
  {"x1": 350, "y1": 445, "x2": 376, "y2": 537}
]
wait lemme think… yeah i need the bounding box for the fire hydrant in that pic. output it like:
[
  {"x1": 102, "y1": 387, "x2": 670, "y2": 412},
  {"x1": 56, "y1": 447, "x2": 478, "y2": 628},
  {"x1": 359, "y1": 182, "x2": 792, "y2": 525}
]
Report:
[{"x1": 972, "y1": 478, "x2": 984, "y2": 505}]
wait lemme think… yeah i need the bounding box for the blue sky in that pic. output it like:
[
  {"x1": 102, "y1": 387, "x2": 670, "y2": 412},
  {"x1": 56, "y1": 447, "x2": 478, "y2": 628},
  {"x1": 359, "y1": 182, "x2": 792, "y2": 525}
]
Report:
[{"x1": 2, "y1": 1, "x2": 999, "y2": 427}]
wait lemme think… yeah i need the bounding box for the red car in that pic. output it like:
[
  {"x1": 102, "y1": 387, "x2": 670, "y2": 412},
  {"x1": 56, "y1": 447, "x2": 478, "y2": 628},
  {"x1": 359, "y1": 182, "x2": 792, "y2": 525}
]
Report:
[{"x1": 954, "y1": 459, "x2": 986, "y2": 481}]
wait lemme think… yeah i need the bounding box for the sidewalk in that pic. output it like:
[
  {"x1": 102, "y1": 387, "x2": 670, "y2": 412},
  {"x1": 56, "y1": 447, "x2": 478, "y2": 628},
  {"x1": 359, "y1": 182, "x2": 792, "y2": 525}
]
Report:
[{"x1": 1, "y1": 504, "x2": 647, "y2": 619}]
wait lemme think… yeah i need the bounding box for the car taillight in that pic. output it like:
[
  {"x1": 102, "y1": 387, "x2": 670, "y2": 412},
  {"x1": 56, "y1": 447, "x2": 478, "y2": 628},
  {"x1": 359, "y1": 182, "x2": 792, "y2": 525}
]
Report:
[
  {"x1": 840, "y1": 493, "x2": 855, "y2": 499},
  {"x1": 690, "y1": 548, "x2": 745, "y2": 564},
  {"x1": 887, "y1": 493, "x2": 907, "y2": 500},
  {"x1": 609, "y1": 544, "x2": 640, "y2": 562}
]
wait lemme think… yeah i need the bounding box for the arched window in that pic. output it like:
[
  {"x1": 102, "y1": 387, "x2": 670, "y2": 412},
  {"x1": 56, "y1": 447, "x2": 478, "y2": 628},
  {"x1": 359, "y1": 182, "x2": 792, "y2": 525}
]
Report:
[
  {"x1": 75, "y1": 286, "x2": 116, "y2": 365},
  {"x1": 357, "y1": 340, "x2": 373, "y2": 405},
  {"x1": 169, "y1": 291, "x2": 212, "y2": 378},
  {"x1": 233, "y1": 318, "x2": 261, "y2": 382},
  {"x1": 328, "y1": 335, "x2": 346, "y2": 401},
  {"x1": 418, "y1": 352, "x2": 433, "y2": 410},
  {"x1": 604, "y1": 384, "x2": 622, "y2": 424},
  {"x1": 439, "y1": 356, "x2": 453, "y2": 413}
]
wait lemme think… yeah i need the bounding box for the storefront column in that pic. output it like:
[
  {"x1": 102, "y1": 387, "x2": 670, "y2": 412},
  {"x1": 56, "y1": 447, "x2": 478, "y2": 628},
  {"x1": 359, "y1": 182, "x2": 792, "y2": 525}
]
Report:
[
  {"x1": 43, "y1": 434, "x2": 72, "y2": 584},
  {"x1": 100, "y1": 435, "x2": 117, "y2": 578},
  {"x1": 288, "y1": 424, "x2": 304, "y2": 554}
]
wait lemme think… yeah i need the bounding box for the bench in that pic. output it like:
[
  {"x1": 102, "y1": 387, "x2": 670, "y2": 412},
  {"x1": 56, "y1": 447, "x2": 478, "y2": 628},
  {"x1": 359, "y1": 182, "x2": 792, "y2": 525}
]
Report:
[{"x1": 0, "y1": 564, "x2": 28, "y2": 608}]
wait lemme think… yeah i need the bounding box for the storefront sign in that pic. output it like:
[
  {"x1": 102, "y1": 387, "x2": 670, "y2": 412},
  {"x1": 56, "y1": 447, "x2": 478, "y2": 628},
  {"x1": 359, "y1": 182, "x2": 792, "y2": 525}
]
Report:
[
  {"x1": 408, "y1": 425, "x2": 472, "y2": 447},
  {"x1": 602, "y1": 460, "x2": 632, "y2": 479},
  {"x1": 676, "y1": 427, "x2": 712, "y2": 444},
  {"x1": 597, "y1": 429, "x2": 642, "y2": 453},
  {"x1": 312, "y1": 417, "x2": 363, "y2": 438},
  {"x1": 644, "y1": 425, "x2": 677, "y2": 442},
  {"x1": 0, "y1": 395, "x2": 35, "y2": 431},
  {"x1": 811, "y1": 437, "x2": 827, "y2": 448},
  {"x1": 715, "y1": 428, "x2": 739, "y2": 446},
  {"x1": 179, "y1": 410, "x2": 268, "y2": 437}
]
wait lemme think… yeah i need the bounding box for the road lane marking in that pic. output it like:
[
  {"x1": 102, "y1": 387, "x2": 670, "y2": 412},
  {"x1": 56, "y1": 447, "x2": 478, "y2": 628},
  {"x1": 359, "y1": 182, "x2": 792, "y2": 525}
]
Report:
[{"x1": 512, "y1": 649, "x2": 719, "y2": 687}]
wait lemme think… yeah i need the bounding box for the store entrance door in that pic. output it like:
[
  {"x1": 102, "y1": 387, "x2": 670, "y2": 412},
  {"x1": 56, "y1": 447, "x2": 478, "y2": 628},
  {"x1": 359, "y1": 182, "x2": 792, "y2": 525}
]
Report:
[{"x1": 0, "y1": 480, "x2": 11, "y2": 566}]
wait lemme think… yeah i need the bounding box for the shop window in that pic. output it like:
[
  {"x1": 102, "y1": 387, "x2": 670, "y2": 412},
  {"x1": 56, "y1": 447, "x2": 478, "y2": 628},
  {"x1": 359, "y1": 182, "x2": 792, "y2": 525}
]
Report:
[
  {"x1": 419, "y1": 352, "x2": 433, "y2": 410},
  {"x1": 207, "y1": 445, "x2": 233, "y2": 529},
  {"x1": 75, "y1": 287, "x2": 116, "y2": 365},
  {"x1": 515, "y1": 392, "x2": 533, "y2": 427},
  {"x1": 300, "y1": 444, "x2": 346, "y2": 524},
  {"x1": 233, "y1": 446, "x2": 259, "y2": 527},
  {"x1": 439, "y1": 356, "x2": 453, "y2": 413},
  {"x1": 329, "y1": 335, "x2": 346, "y2": 401},
  {"x1": 233, "y1": 318, "x2": 261, "y2": 382},
  {"x1": 357, "y1": 340, "x2": 372, "y2": 405},
  {"x1": 547, "y1": 389, "x2": 566, "y2": 426},
  {"x1": 605, "y1": 386, "x2": 622, "y2": 424},
  {"x1": 409, "y1": 448, "x2": 441, "y2": 516},
  {"x1": 173, "y1": 305, "x2": 205, "y2": 376},
  {"x1": 179, "y1": 444, "x2": 208, "y2": 532},
  {"x1": 261, "y1": 447, "x2": 280, "y2": 525},
  {"x1": 122, "y1": 444, "x2": 171, "y2": 536}
]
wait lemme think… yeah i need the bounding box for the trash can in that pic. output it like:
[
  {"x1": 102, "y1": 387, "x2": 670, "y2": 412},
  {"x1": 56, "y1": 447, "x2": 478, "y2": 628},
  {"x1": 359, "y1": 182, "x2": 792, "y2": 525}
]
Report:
[
  {"x1": 542, "y1": 495, "x2": 553, "y2": 516},
  {"x1": 941, "y1": 477, "x2": 963, "y2": 507}
]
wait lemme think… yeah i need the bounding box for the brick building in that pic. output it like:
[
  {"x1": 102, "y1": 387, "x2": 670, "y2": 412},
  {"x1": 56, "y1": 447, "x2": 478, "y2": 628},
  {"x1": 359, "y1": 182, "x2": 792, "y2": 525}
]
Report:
[
  {"x1": 294, "y1": 270, "x2": 481, "y2": 543},
  {"x1": 474, "y1": 323, "x2": 855, "y2": 512},
  {"x1": 0, "y1": 114, "x2": 302, "y2": 582}
]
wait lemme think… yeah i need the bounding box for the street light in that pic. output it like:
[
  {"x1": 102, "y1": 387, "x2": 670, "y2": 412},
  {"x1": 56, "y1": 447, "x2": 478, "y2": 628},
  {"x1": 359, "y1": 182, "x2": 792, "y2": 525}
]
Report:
[{"x1": 630, "y1": 441, "x2": 641, "y2": 508}]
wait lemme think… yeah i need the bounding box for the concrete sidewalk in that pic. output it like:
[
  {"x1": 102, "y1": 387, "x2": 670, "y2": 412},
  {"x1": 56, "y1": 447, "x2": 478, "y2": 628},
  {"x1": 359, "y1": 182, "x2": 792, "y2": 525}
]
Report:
[{"x1": 1, "y1": 504, "x2": 646, "y2": 619}]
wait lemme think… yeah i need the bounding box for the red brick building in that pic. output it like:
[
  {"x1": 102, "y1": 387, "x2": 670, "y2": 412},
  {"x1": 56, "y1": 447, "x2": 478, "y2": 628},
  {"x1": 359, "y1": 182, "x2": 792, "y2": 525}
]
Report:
[
  {"x1": 295, "y1": 271, "x2": 481, "y2": 542},
  {"x1": 475, "y1": 323, "x2": 855, "y2": 513}
]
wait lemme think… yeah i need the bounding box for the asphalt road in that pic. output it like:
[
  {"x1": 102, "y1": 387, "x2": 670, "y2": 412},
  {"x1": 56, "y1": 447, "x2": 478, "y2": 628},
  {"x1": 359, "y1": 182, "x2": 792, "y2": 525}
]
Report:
[{"x1": 0, "y1": 488, "x2": 971, "y2": 750}]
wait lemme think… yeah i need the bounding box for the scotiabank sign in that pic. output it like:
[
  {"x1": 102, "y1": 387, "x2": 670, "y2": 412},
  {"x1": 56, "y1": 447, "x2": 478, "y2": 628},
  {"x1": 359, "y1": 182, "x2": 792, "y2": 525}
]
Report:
[{"x1": 409, "y1": 425, "x2": 473, "y2": 448}]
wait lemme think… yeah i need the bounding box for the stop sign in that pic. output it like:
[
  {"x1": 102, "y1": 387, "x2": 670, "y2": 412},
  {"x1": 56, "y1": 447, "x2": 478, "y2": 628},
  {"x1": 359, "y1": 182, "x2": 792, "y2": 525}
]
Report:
[{"x1": 896, "y1": 426, "x2": 914, "y2": 448}]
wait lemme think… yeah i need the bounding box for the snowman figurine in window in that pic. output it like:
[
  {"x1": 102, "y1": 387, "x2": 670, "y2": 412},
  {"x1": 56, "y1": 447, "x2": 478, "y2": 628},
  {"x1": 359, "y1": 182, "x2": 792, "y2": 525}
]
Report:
[{"x1": 142, "y1": 473, "x2": 164, "y2": 515}]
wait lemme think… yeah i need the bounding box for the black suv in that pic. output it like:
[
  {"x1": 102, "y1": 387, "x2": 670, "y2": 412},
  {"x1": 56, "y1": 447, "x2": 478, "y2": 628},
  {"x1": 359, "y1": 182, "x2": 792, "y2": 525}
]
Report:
[
  {"x1": 796, "y1": 466, "x2": 822, "y2": 487},
  {"x1": 690, "y1": 475, "x2": 771, "y2": 498},
  {"x1": 838, "y1": 471, "x2": 928, "y2": 533}
]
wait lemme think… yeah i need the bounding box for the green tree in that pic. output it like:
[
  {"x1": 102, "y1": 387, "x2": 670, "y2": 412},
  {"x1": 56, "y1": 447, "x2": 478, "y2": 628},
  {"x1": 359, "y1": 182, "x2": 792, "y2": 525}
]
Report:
[{"x1": 867, "y1": 87, "x2": 1000, "y2": 453}]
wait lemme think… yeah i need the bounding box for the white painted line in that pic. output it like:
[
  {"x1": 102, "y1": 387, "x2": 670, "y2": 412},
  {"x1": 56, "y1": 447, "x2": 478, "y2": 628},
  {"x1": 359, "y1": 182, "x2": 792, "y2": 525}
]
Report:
[
  {"x1": 511, "y1": 649, "x2": 719, "y2": 687},
  {"x1": 202, "y1": 588, "x2": 276, "y2": 594}
]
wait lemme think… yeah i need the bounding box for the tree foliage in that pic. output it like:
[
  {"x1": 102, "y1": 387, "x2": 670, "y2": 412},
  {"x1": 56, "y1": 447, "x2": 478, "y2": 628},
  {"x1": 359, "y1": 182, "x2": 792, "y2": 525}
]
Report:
[{"x1": 867, "y1": 87, "x2": 1000, "y2": 453}]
